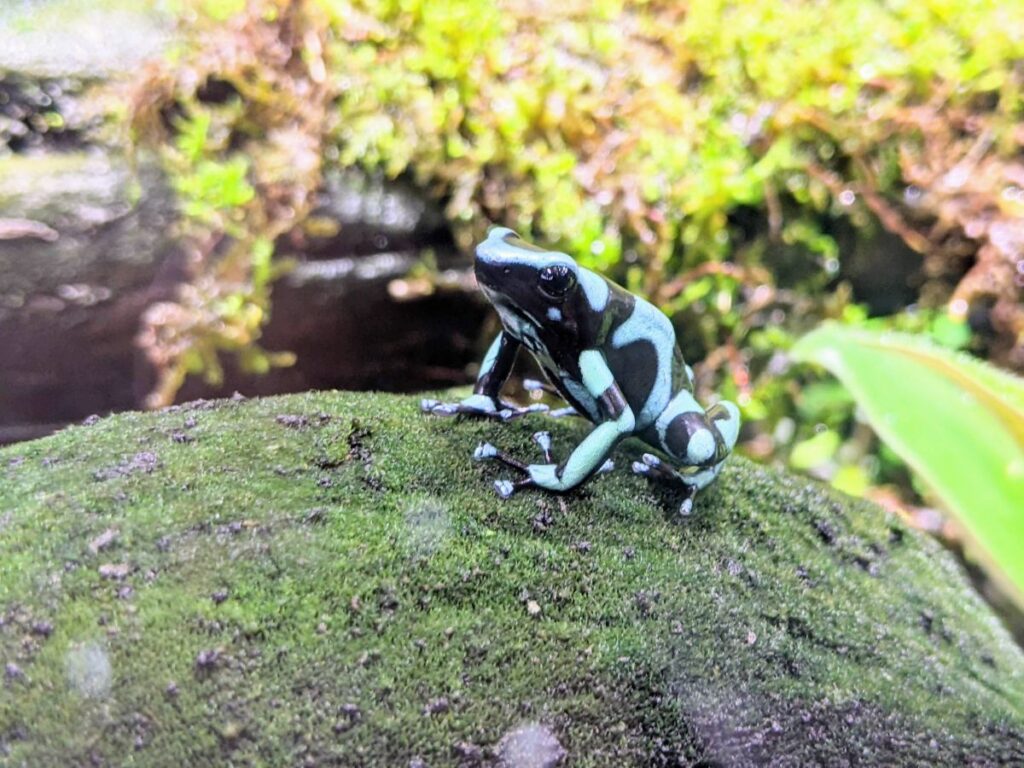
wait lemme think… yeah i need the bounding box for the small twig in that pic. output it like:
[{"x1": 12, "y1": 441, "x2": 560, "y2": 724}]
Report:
[
  {"x1": 656, "y1": 262, "x2": 772, "y2": 304},
  {"x1": 806, "y1": 162, "x2": 932, "y2": 254},
  {"x1": 763, "y1": 179, "x2": 783, "y2": 241}
]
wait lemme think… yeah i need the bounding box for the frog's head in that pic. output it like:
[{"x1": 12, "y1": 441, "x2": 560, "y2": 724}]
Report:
[{"x1": 474, "y1": 227, "x2": 581, "y2": 328}]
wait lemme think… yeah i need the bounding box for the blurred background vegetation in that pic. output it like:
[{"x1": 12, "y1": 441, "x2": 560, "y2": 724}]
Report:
[{"x1": 1, "y1": 0, "x2": 1022, "y2": 629}]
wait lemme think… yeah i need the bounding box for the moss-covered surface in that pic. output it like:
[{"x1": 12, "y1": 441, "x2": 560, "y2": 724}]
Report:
[{"x1": 1, "y1": 391, "x2": 1023, "y2": 766}]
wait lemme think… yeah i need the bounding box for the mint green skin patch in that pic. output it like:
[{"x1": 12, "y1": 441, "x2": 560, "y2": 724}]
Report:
[{"x1": 422, "y1": 228, "x2": 740, "y2": 515}]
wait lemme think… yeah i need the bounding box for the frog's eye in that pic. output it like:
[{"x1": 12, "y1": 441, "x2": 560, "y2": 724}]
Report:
[{"x1": 537, "y1": 265, "x2": 575, "y2": 299}]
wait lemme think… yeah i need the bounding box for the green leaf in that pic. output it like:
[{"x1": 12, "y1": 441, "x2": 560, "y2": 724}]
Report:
[
  {"x1": 929, "y1": 313, "x2": 971, "y2": 350},
  {"x1": 792, "y1": 323, "x2": 1024, "y2": 607},
  {"x1": 251, "y1": 237, "x2": 274, "y2": 290},
  {"x1": 789, "y1": 429, "x2": 840, "y2": 470},
  {"x1": 832, "y1": 464, "x2": 871, "y2": 497}
]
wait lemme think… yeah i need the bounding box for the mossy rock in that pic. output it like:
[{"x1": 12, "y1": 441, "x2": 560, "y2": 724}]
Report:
[{"x1": 1, "y1": 391, "x2": 1022, "y2": 766}]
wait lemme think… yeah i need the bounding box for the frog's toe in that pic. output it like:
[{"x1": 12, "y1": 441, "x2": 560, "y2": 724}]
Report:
[
  {"x1": 678, "y1": 485, "x2": 698, "y2": 517},
  {"x1": 598, "y1": 458, "x2": 615, "y2": 474},
  {"x1": 641, "y1": 452, "x2": 662, "y2": 467},
  {"x1": 494, "y1": 479, "x2": 516, "y2": 499},
  {"x1": 532, "y1": 430, "x2": 561, "y2": 464},
  {"x1": 631, "y1": 460, "x2": 651, "y2": 476}
]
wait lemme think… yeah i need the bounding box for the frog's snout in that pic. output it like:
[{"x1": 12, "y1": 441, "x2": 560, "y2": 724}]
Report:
[{"x1": 474, "y1": 229, "x2": 518, "y2": 291}]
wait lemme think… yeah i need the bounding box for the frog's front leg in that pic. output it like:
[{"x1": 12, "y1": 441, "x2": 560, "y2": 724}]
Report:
[
  {"x1": 477, "y1": 350, "x2": 633, "y2": 499},
  {"x1": 421, "y1": 332, "x2": 547, "y2": 420},
  {"x1": 474, "y1": 432, "x2": 615, "y2": 498}
]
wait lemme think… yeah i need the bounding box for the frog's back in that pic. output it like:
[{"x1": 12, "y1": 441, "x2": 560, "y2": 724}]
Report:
[{"x1": 595, "y1": 277, "x2": 687, "y2": 432}]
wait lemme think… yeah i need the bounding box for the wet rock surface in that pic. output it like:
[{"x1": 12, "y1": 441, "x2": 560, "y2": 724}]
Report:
[{"x1": 0, "y1": 152, "x2": 182, "y2": 438}]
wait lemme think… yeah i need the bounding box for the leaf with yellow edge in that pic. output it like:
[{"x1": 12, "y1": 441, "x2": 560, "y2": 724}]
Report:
[{"x1": 792, "y1": 323, "x2": 1024, "y2": 607}]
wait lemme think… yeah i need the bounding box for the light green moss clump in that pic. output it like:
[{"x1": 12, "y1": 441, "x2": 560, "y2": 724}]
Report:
[{"x1": 1, "y1": 392, "x2": 1023, "y2": 765}]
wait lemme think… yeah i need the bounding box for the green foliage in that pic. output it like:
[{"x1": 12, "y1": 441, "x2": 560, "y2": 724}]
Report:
[
  {"x1": 200, "y1": 0, "x2": 246, "y2": 21},
  {"x1": 131, "y1": 0, "x2": 328, "y2": 406},
  {"x1": 329, "y1": 0, "x2": 1022, "y2": 300},
  {"x1": 792, "y1": 323, "x2": 1024, "y2": 607},
  {"x1": 132, "y1": 0, "x2": 1024, "y2": 534},
  {"x1": 789, "y1": 429, "x2": 841, "y2": 472},
  {"x1": 142, "y1": 0, "x2": 1021, "y2": 361},
  {"x1": 175, "y1": 157, "x2": 255, "y2": 224}
]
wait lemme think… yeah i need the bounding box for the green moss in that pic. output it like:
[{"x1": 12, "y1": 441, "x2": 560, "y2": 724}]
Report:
[{"x1": 1, "y1": 391, "x2": 1023, "y2": 765}]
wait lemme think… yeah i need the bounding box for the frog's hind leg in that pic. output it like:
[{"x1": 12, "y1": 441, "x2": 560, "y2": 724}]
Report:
[
  {"x1": 631, "y1": 453, "x2": 701, "y2": 515},
  {"x1": 635, "y1": 393, "x2": 741, "y2": 515}
]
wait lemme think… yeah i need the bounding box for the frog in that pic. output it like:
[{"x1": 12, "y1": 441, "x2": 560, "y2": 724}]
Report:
[{"x1": 421, "y1": 227, "x2": 740, "y2": 515}]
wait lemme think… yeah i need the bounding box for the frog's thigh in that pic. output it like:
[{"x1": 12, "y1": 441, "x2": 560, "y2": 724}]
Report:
[
  {"x1": 655, "y1": 390, "x2": 717, "y2": 467},
  {"x1": 707, "y1": 401, "x2": 741, "y2": 451}
]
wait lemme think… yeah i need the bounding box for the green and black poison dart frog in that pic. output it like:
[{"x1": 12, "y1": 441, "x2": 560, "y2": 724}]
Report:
[{"x1": 422, "y1": 227, "x2": 740, "y2": 515}]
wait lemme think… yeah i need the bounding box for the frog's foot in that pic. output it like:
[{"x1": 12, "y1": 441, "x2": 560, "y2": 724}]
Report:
[
  {"x1": 421, "y1": 395, "x2": 548, "y2": 422},
  {"x1": 473, "y1": 442, "x2": 530, "y2": 472},
  {"x1": 547, "y1": 406, "x2": 579, "y2": 419},
  {"x1": 474, "y1": 436, "x2": 612, "y2": 499},
  {"x1": 473, "y1": 442, "x2": 535, "y2": 499},
  {"x1": 631, "y1": 453, "x2": 700, "y2": 516},
  {"x1": 522, "y1": 378, "x2": 557, "y2": 395},
  {"x1": 630, "y1": 452, "x2": 679, "y2": 481},
  {"x1": 492, "y1": 478, "x2": 533, "y2": 500},
  {"x1": 521, "y1": 381, "x2": 579, "y2": 420}
]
